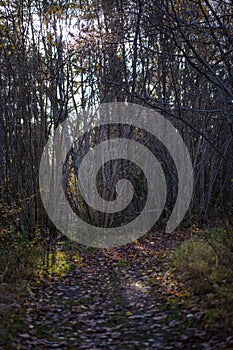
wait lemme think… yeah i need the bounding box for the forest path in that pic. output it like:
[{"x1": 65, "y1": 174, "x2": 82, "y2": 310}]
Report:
[{"x1": 5, "y1": 232, "x2": 223, "y2": 349}]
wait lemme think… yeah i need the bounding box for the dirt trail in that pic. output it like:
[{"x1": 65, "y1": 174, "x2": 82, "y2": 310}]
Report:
[{"x1": 2, "y1": 233, "x2": 228, "y2": 349}]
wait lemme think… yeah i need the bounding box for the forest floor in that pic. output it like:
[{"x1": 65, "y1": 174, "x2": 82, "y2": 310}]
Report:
[{"x1": 0, "y1": 230, "x2": 233, "y2": 350}]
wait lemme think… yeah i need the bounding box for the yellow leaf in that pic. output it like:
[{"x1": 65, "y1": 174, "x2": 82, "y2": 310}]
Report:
[{"x1": 126, "y1": 311, "x2": 133, "y2": 316}]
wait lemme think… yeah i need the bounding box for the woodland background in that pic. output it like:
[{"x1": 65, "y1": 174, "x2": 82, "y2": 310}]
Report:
[
  {"x1": 0, "y1": 1, "x2": 233, "y2": 349},
  {"x1": 0, "y1": 0, "x2": 232, "y2": 235}
]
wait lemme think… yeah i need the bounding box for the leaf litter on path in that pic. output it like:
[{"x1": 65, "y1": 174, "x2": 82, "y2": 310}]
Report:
[{"x1": 2, "y1": 231, "x2": 232, "y2": 350}]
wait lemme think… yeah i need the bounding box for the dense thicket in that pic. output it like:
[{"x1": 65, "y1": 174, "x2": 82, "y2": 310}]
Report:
[{"x1": 0, "y1": 0, "x2": 232, "y2": 236}]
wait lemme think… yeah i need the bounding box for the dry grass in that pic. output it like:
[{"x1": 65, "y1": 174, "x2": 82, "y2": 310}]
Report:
[{"x1": 172, "y1": 227, "x2": 233, "y2": 326}]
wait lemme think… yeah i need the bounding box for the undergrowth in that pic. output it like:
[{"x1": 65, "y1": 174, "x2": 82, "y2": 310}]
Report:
[
  {"x1": 172, "y1": 225, "x2": 233, "y2": 327},
  {"x1": 0, "y1": 227, "x2": 80, "y2": 345}
]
